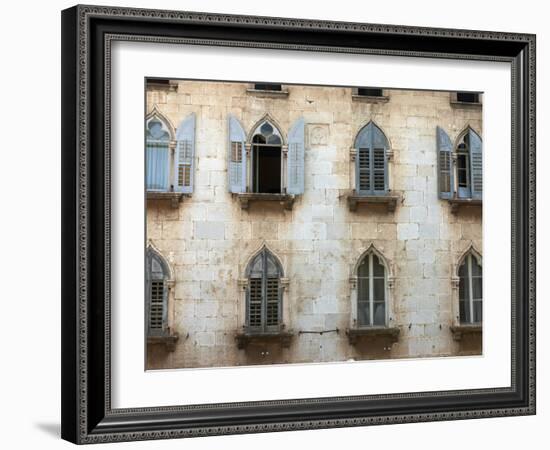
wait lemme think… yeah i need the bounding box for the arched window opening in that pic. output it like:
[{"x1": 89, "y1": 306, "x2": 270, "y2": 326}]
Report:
[
  {"x1": 357, "y1": 251, "x2": 387, "y2": 327},
  {"x1": 146, "y1": 117, "x2": 171, "y2": 191},
  {"x1": 246, "y1": 248, "x2": 283, "y2": 332},
  {"x1": 251, "y1": 121, "x2": 283, "y2": 194},
  {"x1": 146, "y1": 249, "x2": 169, "y2": 335},
  {"x1": 354, "y1": 122, "x2": 389, "y2": 195},
  {"x1": 458, "y1": 253, "x2": 482, "y2": 324}
]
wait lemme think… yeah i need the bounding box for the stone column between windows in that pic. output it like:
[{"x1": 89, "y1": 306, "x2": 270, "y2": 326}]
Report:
[
  {"x1": 245, "y1": 143, "x2": 252, "y2": 192},
  {"x1": 282, "y1": 144, "x2": 288, "y2": 193},
  {"x1": 169, "y1": 140, "x2": 177, "y2": 189},
  {"x1": 349, "y1": 147, "x2": 357, "y2": 191}
]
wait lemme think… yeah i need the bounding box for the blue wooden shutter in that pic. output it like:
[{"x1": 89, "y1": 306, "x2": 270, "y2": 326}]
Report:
[
  {"x1": 469, "y1": 129, "x2": 483, "y2": 200},
  {"x1": 175, "y1": 113, "x2": 195, "y2": 194},
  {"x1": 228, "y1": 115, "x2": 247, "y2": 193},
  {"x1": 287, "y1": 117, "x2": 305, "y2": 195},
  {"x1": 372, "y1": 125, "x2": 388, "y2": 193},
  {"x1": 356, "y1": 124, "x2": 372, "y2": 194},
  {"x1": 436, "y1": 126, "x2": 453, "y2": 199}
]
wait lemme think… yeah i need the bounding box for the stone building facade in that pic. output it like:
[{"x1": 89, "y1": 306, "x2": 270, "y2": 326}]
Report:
[{"x1": 145, "y1": 80, "x2": 483, "y2": 369}]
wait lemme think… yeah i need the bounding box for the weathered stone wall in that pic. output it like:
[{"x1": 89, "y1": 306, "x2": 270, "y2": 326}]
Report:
[{"x1": 146, "y1": 81, "x2": 482, "y2": 369}]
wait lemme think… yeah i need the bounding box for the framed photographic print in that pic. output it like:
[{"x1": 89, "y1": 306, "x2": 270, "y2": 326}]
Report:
[{"x1": 61, "y1": 4, "x2": 536, "y2": 444}]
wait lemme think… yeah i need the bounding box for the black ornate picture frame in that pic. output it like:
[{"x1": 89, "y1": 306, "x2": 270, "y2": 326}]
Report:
[{"x1": 61, "y1": 4, "x2": 536, "y2": 444}]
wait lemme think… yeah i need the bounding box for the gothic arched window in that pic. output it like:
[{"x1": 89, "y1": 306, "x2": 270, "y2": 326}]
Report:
[
  {"x1": 357, "y1": 250, "x2": 387, "y2": 327},
  {"x1": 245, "y1": 248, "x2": 284, "y2": 332},
  {"x1": 458, "y1": 252, "x2": 483, "y2": 324},
  {"x1": 146, "y1": 248, "x2": 170, "y2": 335},
  {"x1": 354, "y1": 122, "x2": 390, "y2": 195}
]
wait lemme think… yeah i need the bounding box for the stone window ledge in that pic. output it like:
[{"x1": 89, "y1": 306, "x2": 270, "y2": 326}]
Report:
[
  {"x1": 447, "y1": 198, "x2": 482, "y2": 214},
  {"x1": 347, "y1": 193, "x2": 400, "y2": 212},
  {"x1": 346, "y1": 326, "x2": 400, "y2": 345},
  {"x1": 351, "y1": 95, "x2": 390, "y2": 103},
  {"x1": 450, "y1": 100, "x2": 482, "y2": 108},
  {"x1": 235, "y1": 329, "x2": 294, "y2": 349},
  {"x1": 450, "y1": 324, "x2": 482, "y2": 341},
  {"x1": 236, "y1": 193, "x2": 295, "y2": 210},
  {"x1": 245, "y1": 89, "x2": 289, "y2": 98},
  {"x1": 147, "y1": 331, "x2": 179, "y2": 351},
  {"x1": 146, "y1": 191, "x2": 188, "y2": 208}
]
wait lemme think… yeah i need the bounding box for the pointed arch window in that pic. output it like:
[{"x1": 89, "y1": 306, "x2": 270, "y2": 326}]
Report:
[
  {"x1": 146, "y1": 248, "x2": 170, "y2": 336},
  {"x1": 146, "y1": 116, "x2": 171, "y2": 191},
  {"x1": 437, "y1": 126, "x2": 482, "y2": 202},
  {"x1": 245, "y1": 248, "x2": 284, "y2": 332},
  {"x1": 357, "y1": 251, "x2": 387, "y2": 327},
  {"x1": 251, "y1": 120, "x2": 284, "y2": 194},
  {"x1": 354, "y1": 122, "x2": 390, "y2": 195},
  {"x1": 458, "y1": 253, "x2": 483, "y2": 324}
]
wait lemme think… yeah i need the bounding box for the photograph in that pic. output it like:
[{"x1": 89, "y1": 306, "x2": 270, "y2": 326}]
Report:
[{"x1": 144, "y1": 79, "x2": 483, "y2": 370}]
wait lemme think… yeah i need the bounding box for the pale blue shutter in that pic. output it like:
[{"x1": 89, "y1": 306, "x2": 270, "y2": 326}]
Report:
[
  {"x1": 372, "y1": 125, "x2": 388, "y2": 193},
  {"x1": 355, "y1": 124, "x2": 372, "y2": 194},
  {"x1": 287, "y1": 117, "x2": 305, "y2": 195},
  {"x1": 437, "y1": 126, "x2": 453, "y2": 199},
  {"x1": 175, "y1": 113, "x2": 195, "y2": 194},
  {"x1": 228, "y1": 115, "x2": 247, "y2": 193},
  {"x1": 469, "y1": 129, "x2": 483, "y2": 200}
]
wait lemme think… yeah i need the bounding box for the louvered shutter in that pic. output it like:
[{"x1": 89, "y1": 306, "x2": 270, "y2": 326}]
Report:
[
  {"x1": 372, "y1": 126, "x2": 388, "y2": 193},
  {"x1": 228, "y1": 115, "x2": 247, "y2": 193},
  {"x1": 266, "y1": 278, "x2": 280, "y2": 327},
  {"x1": 469, "y1": 129, "x2": 483, "y2": 200},
  {"x1": 287, "y1": 117, "x2": 305, "y2": 195},
  {"x1": 175, "y1": 113, "x2": 195, "y2": 193},
  {"x1": 248, "y1": 278, "x2": 262, "y2": 328},
  {"x1": 436, "y1": 126, "x2": 453, "y2": 199},
  {"x1": 357, "y1": 147, "x2": 371, "y2": 193}
]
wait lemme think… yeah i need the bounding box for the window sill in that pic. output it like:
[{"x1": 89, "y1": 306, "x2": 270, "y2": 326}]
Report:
[
  {"x1": 146, "y1": 191, "x2": 188, "y2": 208},
  {"x1": 236, "y1": 193, "x2": 296, "y2": 210},
  {"x1": 347, "y1": 193, "x2": 400, "y2": 212},
  {"x1": 346, "y1": 326, "x2": 400, "y2": 345},
  {"x1": 246, "y1": 89, "x2": 289, "y2": 98},
  {"x1": 447, "y1": 197, "x2": 482, "y2": 214},
  {"x1": 235, "y1": 329, "x2": 294, "y2": 349},
  {"x1": 450, "y1": 324, "x2": 482, "y2": 341},
  {"x1": 147, "y1": 331, "x2": 179, "y2": 351},
  {"x1": 351, "y1": 95, "x2": 390, "y2": 103},
  {"x1": 450, "y1": 100, "x2": 482, "y2": 108}
]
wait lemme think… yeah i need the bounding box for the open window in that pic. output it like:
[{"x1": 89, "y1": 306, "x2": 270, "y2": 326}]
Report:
[
  {"x1": 146, "y1": 114, "x2": 172, "y2": 192},
  {"x1": 437, "y1": 126, "x2": 482, "y2": 213},
  {"x1": 351, "y1": 87, "x2": 389, "y2": 103},
  {"x1": 251, "y1": 121, "x2": 283, "y2": 194},
  {"x1": 229, "y1": 115, "x2": 305, "y2": 210},
  {"x1": 145, "y1": 110, "x2": 195, "y2": 207}
]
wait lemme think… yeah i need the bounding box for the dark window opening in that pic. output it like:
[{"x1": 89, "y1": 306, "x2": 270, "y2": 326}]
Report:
[
  {"x1": 254, "y1": 83, "x2": 282, "y2": 91},
  {"x1": 457, "y1": 154, "x2": 469, "y2": 188},
  {"x1": 147, "y1": 78, "x2": 171, "y2": 85},
  {"x1": 456, "y1": 92, "x2": 480, "y2": 103},
  {"x1": 357, "y1": 87, "x2": 383, "y2": 97},
  {"x1": 253, "y1": 145, "x2": 282, "y2": 193}
]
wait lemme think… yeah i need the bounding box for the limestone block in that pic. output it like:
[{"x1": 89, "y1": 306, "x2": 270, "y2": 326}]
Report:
[
  {"x1": 194, "y1": 221, "x2": 225, "y2": 240},
  {"x1": 398, "y1": 223, "x2": 419, "y2": 241}
]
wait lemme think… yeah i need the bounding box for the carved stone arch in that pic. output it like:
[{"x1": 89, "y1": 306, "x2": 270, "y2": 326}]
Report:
[
  {"x1": 146, "y1": 241, "x2": 174, "y2": 283},
  {"x1": 455, "y1": 242, "x2": 482, "y2": 277},
  {"x1": 146, "y1": 106, "x2": 176, "y2": 141},
  {"x1": 352, "y1": 243, "x2": 394, "y2": 279},
  {"x1": 353, "y1": 119, "x2": 392, "y2": 151},
  {"x1": 243, "y1": 242, "x2": 285, "y2": 278},
  {"x1": 453, "y1": 124, "x2": 482, "y2": 149},
  {"x1": 246, "y1": 113, "x2": 286, "y2": 145}
]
